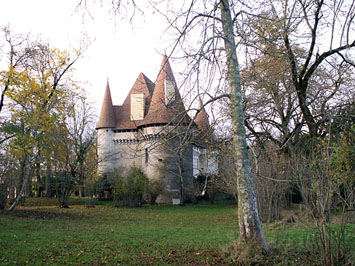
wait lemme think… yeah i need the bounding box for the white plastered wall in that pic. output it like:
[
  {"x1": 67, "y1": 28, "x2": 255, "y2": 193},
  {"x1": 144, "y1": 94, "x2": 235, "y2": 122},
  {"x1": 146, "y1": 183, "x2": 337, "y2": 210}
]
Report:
[
  {"x1": 130, "y1": 93, "x2": 144, "y2": 120},
  {"x1": 97, "y1": 129, "x2": 116, "y2": 174}
]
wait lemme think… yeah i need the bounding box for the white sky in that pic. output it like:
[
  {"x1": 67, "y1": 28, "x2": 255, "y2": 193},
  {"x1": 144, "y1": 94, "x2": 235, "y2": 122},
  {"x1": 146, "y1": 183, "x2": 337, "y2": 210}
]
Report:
[{"x1": 0, "y1": 0, "x2": 172, "y2": 113}]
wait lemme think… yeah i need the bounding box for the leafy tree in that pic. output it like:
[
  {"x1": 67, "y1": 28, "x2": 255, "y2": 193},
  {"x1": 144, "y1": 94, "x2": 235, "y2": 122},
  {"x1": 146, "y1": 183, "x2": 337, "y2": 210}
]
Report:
[
  {"x1": 0, "y1": 32, "x2": 83, "y2": 210},
  {"x1": 113, "y1": 165, "x2": 149, "y2": 207},
  {"x1": 5, "y1": 66, "x2": 69, "y2": 209}
]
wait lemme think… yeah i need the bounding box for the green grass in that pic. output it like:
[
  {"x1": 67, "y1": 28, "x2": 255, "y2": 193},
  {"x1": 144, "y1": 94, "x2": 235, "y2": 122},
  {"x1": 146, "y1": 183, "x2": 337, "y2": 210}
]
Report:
[{"x1": 0, "y1": 198, "x2": 354, "y2": 265}]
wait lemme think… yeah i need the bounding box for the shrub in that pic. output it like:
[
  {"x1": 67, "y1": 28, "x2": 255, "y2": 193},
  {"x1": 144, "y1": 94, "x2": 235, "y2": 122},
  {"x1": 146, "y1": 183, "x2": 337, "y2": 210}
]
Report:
[
  {"x1": 147, "y1": 178, "x2": 165, "y2": 205},
  {"x1": 85, "y1": 196, "x2": 97, "y2": 208},
  {"x1": 113, "y1": 165, "x2": 148, "y2": 207},
  {"x1": 96, "y1": 174, "x2": 115, "y2": 199}
]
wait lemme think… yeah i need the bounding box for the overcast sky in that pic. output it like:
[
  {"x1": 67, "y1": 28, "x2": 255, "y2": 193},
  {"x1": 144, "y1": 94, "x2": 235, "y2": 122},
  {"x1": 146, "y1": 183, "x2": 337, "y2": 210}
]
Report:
[{"x1": 0, "y1": 0, "x2": 173, "y2": 112}]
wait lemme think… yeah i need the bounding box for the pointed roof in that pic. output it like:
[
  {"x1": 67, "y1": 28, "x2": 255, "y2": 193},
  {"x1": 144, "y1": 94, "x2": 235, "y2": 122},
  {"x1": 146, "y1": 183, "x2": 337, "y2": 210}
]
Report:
[
  {"x1": 195, "y1": 100, "x2": 209, "y2": 129},
  {"x1": 142, "y1": 55, "x2": 191, "y2": 126},
  {"x1": 194, "y1": 99, "x2": 213, "y2": 147},
  {"x1": 97, "y1": 56, "x2": 193, "y2": 131},
  {"x1": 114, "y1": 73, "x2": 155, "y2": 130},
  {"x1": 122, "y1": 73, "x2": 154, "y2": 113},
  {"x1": 96, "y1": 82, "x2": 116, "y2": 129},
  {"x1": 157, "y1": 55, "x2": 176, "y2": 82}
]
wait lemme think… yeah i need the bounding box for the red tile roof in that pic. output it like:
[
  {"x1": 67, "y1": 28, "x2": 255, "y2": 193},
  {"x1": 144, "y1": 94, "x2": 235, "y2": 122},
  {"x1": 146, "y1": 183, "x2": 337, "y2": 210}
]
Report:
[
  {"x1": 114, "y1": 73, "x2": 154, "y2": 130},
  {"x1": 143, "y1": 55, "x2": 191, "y2": 126},
  {"x1": 96, "y1": 56, "x2": 192, "y2": 131},
  {"x1": 195, "y1": 100, "x2": 209, "y2": 129},
  {"x1": 96, "y1": 82, "x2": 116, "y2": 129}
]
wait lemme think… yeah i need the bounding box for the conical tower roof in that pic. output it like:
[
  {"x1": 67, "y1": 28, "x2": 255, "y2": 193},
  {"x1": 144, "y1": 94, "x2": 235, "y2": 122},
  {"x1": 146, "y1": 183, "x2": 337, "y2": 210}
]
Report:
[
  {"x1": 194, "y1": 99, "x2": 213, "y2": 147},
  {"x1": 143, "y1": 55, "x2": 191, "y2": 126},
  {"x1": 195, "y1": 100, "x2": 209, "y2": 129},
  {"x1": 114, "y1": 73, "x2": 154, "y2": 130},
  {"x1": 96, "y1": 82, "x2": 116, "y2": 129}
]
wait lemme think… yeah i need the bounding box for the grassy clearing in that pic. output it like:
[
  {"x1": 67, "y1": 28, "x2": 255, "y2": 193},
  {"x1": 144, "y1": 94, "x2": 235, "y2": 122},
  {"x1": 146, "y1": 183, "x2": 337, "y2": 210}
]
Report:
[{"x1": 0, "y1": 198, "x2": 354, "y2": 265}]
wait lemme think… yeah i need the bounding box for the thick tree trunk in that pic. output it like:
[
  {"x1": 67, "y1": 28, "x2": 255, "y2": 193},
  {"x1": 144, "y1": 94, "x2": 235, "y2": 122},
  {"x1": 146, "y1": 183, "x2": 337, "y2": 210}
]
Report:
[
  {"x1": 295, "y1": 83, "x2": 318, "y2": 139},
  {"x1": 220, "y1": 0, "x2": 270, "y2": 252},
  {"x1": 57, "y1": 189, "x2": 69, "y2": 208}
]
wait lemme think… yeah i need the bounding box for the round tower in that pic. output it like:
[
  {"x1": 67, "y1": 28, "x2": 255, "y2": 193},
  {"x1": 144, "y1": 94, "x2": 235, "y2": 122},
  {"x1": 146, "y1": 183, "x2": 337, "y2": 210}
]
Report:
[{"x1": 96, "y1": 82, "x2": 116, "y2": 174}]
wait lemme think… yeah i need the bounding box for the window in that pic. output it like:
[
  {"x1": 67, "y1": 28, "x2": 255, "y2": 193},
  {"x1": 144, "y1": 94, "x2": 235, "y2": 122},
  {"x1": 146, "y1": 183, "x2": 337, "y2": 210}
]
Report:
[
  {"x1": 164, "y1": 79, "x2": 176, "y2": 105},
  {"x1": 145, "y1": 148, "x2": 149, "y2": 164}
]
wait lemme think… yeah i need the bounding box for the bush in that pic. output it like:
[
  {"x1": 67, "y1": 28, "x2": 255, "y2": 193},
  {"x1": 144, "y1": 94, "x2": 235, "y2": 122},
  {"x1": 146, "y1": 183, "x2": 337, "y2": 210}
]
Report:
[
  {"x1": 96, "y1": 174, "x2": 115, "y2": 199},
  {"x1": 113, "y1": 165, "x2": 148, "y2": 207},
  {"x1": 147, "y1": 178, "x2": 165, "y2": 205},
  {"x1": 85, "y1": 196, "x2": 97, "y2": 208}
]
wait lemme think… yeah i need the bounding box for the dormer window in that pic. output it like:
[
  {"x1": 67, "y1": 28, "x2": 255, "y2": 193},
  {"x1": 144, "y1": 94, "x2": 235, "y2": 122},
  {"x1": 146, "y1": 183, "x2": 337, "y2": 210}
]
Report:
[
  {"x1": 130, "y1": 93, "x2": 145, "y2": 120},
  {"x1": 165, "y1": 79, "x2": 176, "y2": 105}
]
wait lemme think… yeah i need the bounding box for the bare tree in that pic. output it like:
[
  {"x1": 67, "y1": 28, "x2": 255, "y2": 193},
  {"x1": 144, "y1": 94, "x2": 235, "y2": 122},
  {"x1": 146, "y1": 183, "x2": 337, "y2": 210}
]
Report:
[
  {"x1": 78, "y1": 0, "x2": 271, "y2": 252},
  {"x1": 45, "y1": 91, "x2": 97, "y2": 208},
  {"x1": 238, "y1": 0, "x2": 355, "y2": 224},
  {"x1": 240, "y1": 0, "x2": 355, "y2": 140},
  {"x1": 0, "y1": 28, "x2": 31, "y2": 114},
  {"x1": 219, "y1": 0, "x2": 270, "y2": 251},
  {"x1": 66, "y1": 92, "x2": 97, "y2": 198}
]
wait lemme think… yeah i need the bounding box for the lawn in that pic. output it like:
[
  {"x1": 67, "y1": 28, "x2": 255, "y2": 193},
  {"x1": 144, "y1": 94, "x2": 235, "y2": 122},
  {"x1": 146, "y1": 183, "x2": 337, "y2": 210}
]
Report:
[{"x1": 0, "y1": 198, "x2": 354, "y2": 265}]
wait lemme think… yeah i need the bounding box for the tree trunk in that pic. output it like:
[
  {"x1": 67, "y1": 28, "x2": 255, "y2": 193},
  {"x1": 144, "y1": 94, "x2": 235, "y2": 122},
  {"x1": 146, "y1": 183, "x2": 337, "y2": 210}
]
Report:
[
  {"x1": 8, "y1": 151, "x2": 33, "y2": 211},
  {"x1": 56, "y1": 182, "x2": 70, "y2": 208},
  {"x1": 220, "y1": 0, "x2": 270, "y2": 252},
  {"x1": 295, "y1": 83, "x2": 318, "y2": 139},
  {"x1": 78, "y1": 160, "x2": 85, "y2": 197},
  {"x1": 36, "y1": 152, "x2": 42, "y2": 197},
  {"x1": 57, "y1": 189, "x2": 69, "y2": 208},
  {"x1": 79, "y1": 186, "x2": 85, "y2": 198},
  {"x1": 46, "y1": 161, "x2": 51, "y2": 197},
  {"x1": 178, "y1": 150, "x2": 185, "y2": 206}
]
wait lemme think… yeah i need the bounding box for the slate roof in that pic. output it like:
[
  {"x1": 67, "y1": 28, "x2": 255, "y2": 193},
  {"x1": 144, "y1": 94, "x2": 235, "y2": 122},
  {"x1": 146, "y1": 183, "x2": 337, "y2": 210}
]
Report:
[{"x1": 96, "y1": 56, "x2": 192, "y2": 130}]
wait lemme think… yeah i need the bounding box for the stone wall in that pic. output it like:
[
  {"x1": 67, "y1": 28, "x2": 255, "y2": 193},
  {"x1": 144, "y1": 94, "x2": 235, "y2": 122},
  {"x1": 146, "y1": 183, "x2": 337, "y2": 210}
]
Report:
[{"x1": 98, "y1": 125, "x2": 196, "y2": 204}]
